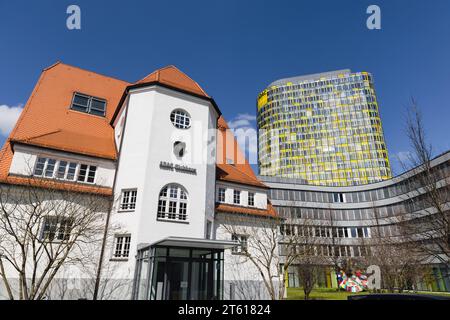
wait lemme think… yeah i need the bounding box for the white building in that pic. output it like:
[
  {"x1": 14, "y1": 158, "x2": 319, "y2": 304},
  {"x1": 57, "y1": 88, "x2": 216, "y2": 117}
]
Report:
[{"x1": 0, "y1": 62, "x2": 278, "y2": 300}]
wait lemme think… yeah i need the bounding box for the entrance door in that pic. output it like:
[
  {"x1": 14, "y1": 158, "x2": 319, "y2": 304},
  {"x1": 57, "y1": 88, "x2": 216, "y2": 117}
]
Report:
[
  {"x1": 166, "y1": 261, "x2": 189, "y2": 300},
  {"x1": 137, "y1": 246, "x2": 224, "y2": 300}
]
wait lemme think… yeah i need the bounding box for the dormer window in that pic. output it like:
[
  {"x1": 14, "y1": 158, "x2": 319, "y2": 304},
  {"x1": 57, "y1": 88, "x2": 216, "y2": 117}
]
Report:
[{"x1": 71, "y1": 92, "x2": 107, "y2": 117}]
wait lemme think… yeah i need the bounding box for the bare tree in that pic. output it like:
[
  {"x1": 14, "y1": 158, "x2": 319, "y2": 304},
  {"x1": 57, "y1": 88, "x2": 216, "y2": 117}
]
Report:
[
  {"x1": 398, "y1": 100, "x2": 449, "y2": 272},
  {"x1": 323, "y1": 207, "x2": 358, "y2": 291},
  {"x1": 292, "y1": 216, "x2": 329, "y2": 300},
  {"x1": 0, "y1": 177, "x2": 110, "y2": 300},
  {"x1": 217, "y1": 212, "x2": 312, "y2": 300},
  {"x1": 367, "y1": 204, "x2": 426, "y2": 292},
  {"x1": 218, "y1": 214, "x2": 283, "y2": 300}
]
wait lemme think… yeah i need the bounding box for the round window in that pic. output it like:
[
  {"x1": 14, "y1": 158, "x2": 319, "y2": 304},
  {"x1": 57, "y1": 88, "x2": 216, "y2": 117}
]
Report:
[{"x1": 170, "y1": 109, "x2": 191, "y2": 129}]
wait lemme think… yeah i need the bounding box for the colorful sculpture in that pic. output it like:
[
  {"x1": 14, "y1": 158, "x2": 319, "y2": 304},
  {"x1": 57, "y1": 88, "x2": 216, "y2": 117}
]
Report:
[{"x1": 337, "y1": 270, "x2": 368, "y2": 292}]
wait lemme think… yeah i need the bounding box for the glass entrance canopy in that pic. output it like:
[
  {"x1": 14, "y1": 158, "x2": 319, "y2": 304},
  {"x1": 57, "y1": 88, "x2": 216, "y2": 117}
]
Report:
[{"x1": 132, "y1": 237, "x2": 237, "y2": 300}]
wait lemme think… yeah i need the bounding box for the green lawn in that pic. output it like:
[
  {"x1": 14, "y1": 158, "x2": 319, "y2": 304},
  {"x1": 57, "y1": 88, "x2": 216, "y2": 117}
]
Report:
[
  {"x1": 287, "y1": 287, "x2": 450, "y2": 300},
  {"x1": 287, "y1": 287, "x2": 366, "y2": 300}
]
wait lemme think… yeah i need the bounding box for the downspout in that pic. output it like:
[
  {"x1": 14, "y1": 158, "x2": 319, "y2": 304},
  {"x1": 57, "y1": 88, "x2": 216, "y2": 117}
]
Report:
[{"x1": 93, "y1": 94, "x2": 130, "y2": 300}]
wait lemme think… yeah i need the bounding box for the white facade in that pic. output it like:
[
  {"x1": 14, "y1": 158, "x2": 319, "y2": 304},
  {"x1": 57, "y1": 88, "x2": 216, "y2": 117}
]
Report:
[
  {"x1": 215, "y1": 181, "x2": 268, "y2": 210},
  {"x1": 106, "y1": 85, "x2": 220, "y2": 291},
  {"x1": 0, "y1": 68, "x2": 276, "y2": 300},
  {"x1": 9, "y1": 144, "x2": 116, "y2": 188}
]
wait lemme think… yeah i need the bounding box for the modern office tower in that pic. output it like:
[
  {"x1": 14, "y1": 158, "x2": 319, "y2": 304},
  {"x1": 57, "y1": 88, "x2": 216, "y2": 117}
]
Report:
[{"x1": 257, "y1": 69, "x2": 392, "y2": 186}]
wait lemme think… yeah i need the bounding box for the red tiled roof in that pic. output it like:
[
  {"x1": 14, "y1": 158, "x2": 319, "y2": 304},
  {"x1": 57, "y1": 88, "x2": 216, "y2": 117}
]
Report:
[
  {"x1": 216, "y1": 203, "x2": 278, "y2": 218},
  {"x1": 216, "y1": 164, "x2": 267, "y2": 188},
  {"x1": 216, "y1": 116, "x2": 267, "y2": 188},
  {"x1": 136, "y1": 65, "x2": 209, "y2": 98},
  {"x1": 7, "y1": 62, "x2": 129, "y2": 160},
  {"x1": 0, "y1": 63, "x2": 269, "y2": 199},
  {"x1": 0, "y1": 62, "x2": 127, "y2": 193}
]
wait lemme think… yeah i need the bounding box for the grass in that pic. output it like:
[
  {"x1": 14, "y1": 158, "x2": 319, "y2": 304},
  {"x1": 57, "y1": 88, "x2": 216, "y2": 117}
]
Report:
[
  {"x1": 287, "y1": 287, "x2": 450, "y2": 300},
  {"x1": 287, "y1": 287, "x2": 366, "y2": 300}
]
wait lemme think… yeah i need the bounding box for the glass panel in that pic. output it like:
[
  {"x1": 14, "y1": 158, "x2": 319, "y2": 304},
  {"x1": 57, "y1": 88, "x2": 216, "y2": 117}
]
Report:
[
  {"x1": 151, "y1": 259, "x2": 166, "y2": 300},
  {"x1": 44, "y1": 159, "x2": 56, "y2": 178},
  {"x1": 73, "y1": 94, "x2": 89, "y2": 107},
  {"x1": 34, "y1": 157, "x2": 46, "y2": 176},
  {"x1": 87, "y1": 166, "x2": 97, "y2": 183},
  {"x1": 77, "y1": 164, "x2": 88, "y2": 182},
  {"x1": 169, "y1": 248, "x2": 190, "y2": 258},
  {"x1": 67, "y1": 163, "x2": 77, "y2": 180},
  {"x1": 190, "y1": 261, "x2": 210, "y2": 300},
  {"x1": 57, "y1": 161, "x2": 67, "y2": 179},
  {"x1": 168, "y1": 261, "x2": 189, "y2": 300},
  {"x1": 90, "y1": 99, "x2": 106, "y2": 116},
  {"x1": 192, "y1": 249, "x2": 212, "y2": 259},
  {"x1": 137, "y1": 257, "x2": 150, "y2": 300}
]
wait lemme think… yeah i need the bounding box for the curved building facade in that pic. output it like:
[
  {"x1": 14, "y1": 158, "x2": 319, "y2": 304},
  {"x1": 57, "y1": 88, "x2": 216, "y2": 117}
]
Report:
[
  {"x1": 257, "y1": 70, "x2": 391, "y2": 186},
  {"x1": 260, "y1": 151, "x2": 450, "y2": 292}
]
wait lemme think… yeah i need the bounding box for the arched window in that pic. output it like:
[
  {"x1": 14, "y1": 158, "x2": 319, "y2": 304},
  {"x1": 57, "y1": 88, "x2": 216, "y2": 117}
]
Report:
[{"x1": 157, "y1": 184, "x2": 188, "y2": 221}]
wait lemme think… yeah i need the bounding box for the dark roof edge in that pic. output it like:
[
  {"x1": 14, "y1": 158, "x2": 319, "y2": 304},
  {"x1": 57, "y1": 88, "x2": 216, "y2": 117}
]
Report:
[{"x1": 111, "y1": 81, "x2": 221, "y2": 125}]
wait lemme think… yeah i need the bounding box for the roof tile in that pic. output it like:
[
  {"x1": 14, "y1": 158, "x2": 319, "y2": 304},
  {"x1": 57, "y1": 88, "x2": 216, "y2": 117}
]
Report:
[
  {"x1": 215, "y1": 203, "x2": 278, "y2": 218},
  {"x1": 136, "y1": 65, "x2": 209, "y2": 98}
]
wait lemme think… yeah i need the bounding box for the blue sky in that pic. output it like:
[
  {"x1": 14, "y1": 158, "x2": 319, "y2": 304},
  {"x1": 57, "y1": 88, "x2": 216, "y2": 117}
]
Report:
[{"x1": 1, "y1": 0, "x2": 449, "y2": 175}]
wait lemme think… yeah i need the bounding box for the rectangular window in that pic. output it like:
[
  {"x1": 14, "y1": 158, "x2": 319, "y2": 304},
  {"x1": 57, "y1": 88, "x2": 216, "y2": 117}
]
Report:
[
  {"x1": 179, "y1": 202, "x2": 187, "y2": 220},
  {"x1": 120, "y1": 190, "x2": 137, "y2": 211},
  {"x1": 71, "y1": 92, "x2": 107, "y2": 117},
  {"x1": 248, "y1": 192, "x2": 255, "y2": 207},
  {"x1": 112, "y1": 235, "x2": 131, "y2": 259},
  {"x1": 35, "y1": 157, "x2": 92, "y2": 183},
  {"x1": 233, "y1": 190, "x2": 241, "y2": 205},
  {"x1": 231, "y1": 234, "x2": 248, "y2": 254},
  {"x1": 87, "y1": 166, "x2": 97, "y2": 183},
  {"x1": 218, "y1": 188, "x2": 226, "y2": 203},
  {"x1": 34, "y1": 157, "x2": 47, "y2": 176},
  {"x1": 333, "y1": 193, "x2": 346, "y2": 203},
  {"x1": 77, "y1": 164, "x2": 88, "y2": 182},
  {"x1": 168, "y1": 201, "x2": 177, "y2": 219},
  {"x1": 77, "y1": 164, "x2": 97, "y2": 184},
  {"x1": 66, "y1": 162, "x2": 77, "y2": 180},
  {"x1": 157, "y1": 200, "x2": 167, "y2": 218},
  {"x1": 40, "y1": 216, "x2": 73, "y2": 242},
  {"x1": 44, "y1": 159, "x2": 56, "y2": 178},
  {"x1": 56, "y1": 161, "x2": 67, "y2": 179}
]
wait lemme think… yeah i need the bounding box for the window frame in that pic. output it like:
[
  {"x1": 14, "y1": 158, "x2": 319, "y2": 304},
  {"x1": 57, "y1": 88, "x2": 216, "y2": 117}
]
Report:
[
  {"x1": 170, "y1": 109, "x2": 191, "y2": 129},
  {"x1": 119, "y1": 189, "x2": 138, "y2": 212},
  {"x1": 39, "y1": 216, "x2": 74, "y2": 243},
  {"x1": 157, "y1": 184, "x2": 189, "y2": 223},
  {"x1": 248, "y1": 192, "x2": 255, "y2": 207},
  {"x1": 111, "y1": 234, "x2": 132, "y2": 260},
  {"x1": 33, "y1": 156, "x2": 97, "y2": 185},
  {"x1": 231, "y1": 234, "x2": 248, "y2": 255},
  {"x1": 218, "y1": 188, "x2": 226, "y2": 203},
  {"x1": 70, "y1": 92, "x2": 107, "y2": 117},
  {"x1": 233, "y1": 190, "x2": 241, "y2": 205}
]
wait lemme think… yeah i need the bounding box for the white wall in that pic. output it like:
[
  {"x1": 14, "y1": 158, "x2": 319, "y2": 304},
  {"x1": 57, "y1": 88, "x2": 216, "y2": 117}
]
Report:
[
  {"x1": 216, "y1": 181, "x2": 268, "y2": 209},
  {"x1": 215, "y1": 213, "x2": 280, "y2": 300},
  {"x1": 109, "y1": 85, "x2": 219, "y2": 285},
  {"x1": 9, "y1": 144, "x2": 116, "y2": 188}
]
